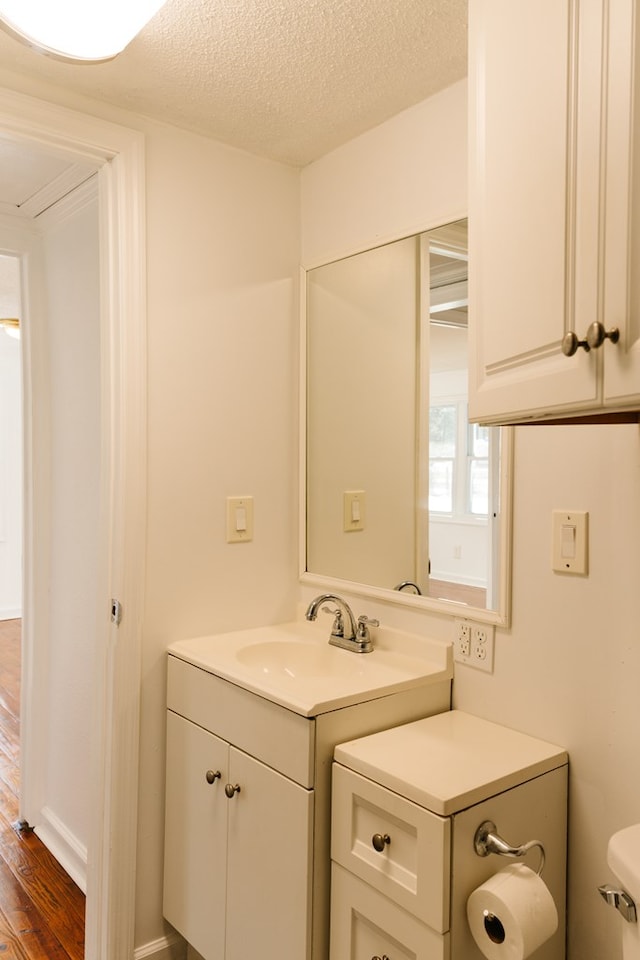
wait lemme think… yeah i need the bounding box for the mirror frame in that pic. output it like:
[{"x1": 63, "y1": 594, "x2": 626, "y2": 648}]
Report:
[{"x1": 299, "y1": 231, "x2": 514, "y2": 628}]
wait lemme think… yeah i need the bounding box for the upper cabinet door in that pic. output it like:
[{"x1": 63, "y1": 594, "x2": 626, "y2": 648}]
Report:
[
  {"x1": 469, "y1": 0, "x2": 640, "y2": 424},
  {"x1": 603, "y1": 0, "x2": 640, "y2": 406}
]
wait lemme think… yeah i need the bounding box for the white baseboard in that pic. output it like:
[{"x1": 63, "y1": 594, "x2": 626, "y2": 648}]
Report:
[
  {"x1": 0, "y1": 608, "x2": 21, "y2": 621},
  {"x1": 430, "y1": 571, "x2": 487, "y2": 588},
  {"x1": 34, "y1": 805, "x2": 87, "y2": 893},
  {"x1": 134, "y1": 933, "x2": 187, "y2": 960}
]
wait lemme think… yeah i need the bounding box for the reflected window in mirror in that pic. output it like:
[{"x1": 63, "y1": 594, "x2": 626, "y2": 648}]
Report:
[{"x1": 304, "y1": 218, "x2": 512, "y2": 624}]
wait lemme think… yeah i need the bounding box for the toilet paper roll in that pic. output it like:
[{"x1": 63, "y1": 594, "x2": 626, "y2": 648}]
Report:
[{"x1": 467, "y1": 863, "x2": 558, "y2": 960}]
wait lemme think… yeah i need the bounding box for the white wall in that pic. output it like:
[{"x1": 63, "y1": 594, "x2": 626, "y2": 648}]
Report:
[
  {"x1": 138, "y1": 118, "x2": 300, "y2": 949},
  {"x1": 301, "y1": 77, "x2": 637, "y2": 960},
  {"x1": 0, "y1": 254, "x2": 22, "y2": 619},
  {"x1": 429, "y1": 517, "x2": 488, "y2": 587},
  {"x1": 302, "y1": 81, "x2": 468, "y2": 268}
]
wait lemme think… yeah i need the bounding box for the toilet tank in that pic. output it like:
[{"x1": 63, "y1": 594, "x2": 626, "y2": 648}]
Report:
[{"x1": 609, "y1": 824, "x2": 640, "y2": 902}]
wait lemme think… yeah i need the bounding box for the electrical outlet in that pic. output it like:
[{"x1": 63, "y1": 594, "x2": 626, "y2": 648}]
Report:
[
  {"x1": 454, "y1": 620, "x2": 495, "y2": 672},
  {"x1": 454, "y1": 619, "x2": 472, "y2": 661},
  {"x1": 470, "y1": 624, "x2": 495, "y2": 673}
]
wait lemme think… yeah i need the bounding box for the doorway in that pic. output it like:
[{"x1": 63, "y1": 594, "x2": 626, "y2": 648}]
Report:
[
  {"x1": 0, "y1": 87, "x2": 147, "y2": 959},
  {"x1": 1, "y1": 249, "x2": 85, "y2": 955},
  {"x1": 4, "y1": 179, "x2": 102, "y2": 893}
]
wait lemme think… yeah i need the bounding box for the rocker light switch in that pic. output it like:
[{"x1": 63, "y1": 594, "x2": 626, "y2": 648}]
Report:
[
  {"x1": 226, "y1": 496, "x2": 254, "y2": 543},
  {"x1": 343, "y1": 491, "x2": 365, "y2": 532},
  {"x1": 552, "y1": 510, "x2": 588, "y2": 574}
]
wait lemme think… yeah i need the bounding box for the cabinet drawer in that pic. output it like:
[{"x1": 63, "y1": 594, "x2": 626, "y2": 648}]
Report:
[
  {"x1": 167, "y1": 655, "x2": 315, "y2": 787},
  {"x1": 332, "y1": 763, "x2": 450, "y2": 932},
  {"x1": 330, "y1": 863, "x2": 449, "y2": 960}
]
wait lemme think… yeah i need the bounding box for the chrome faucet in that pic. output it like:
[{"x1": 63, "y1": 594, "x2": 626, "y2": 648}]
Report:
[
  {"x1": 394, "y1": 580, "x2": 422, "y2": 595},
  {"x1": 304, "y1": 594, "x2": 379, "y2": 653}
]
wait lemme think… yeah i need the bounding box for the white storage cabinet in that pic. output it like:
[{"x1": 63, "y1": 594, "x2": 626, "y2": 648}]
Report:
[
  {"x1": 331, "y1": 711, "x2": 568, "y2": 960},
  {"x1": 163, "y1": 653, "x2": 451, "y2": 960},
  {"x1": 469, "y1": 0, "x2": 640, "y2": 424}
]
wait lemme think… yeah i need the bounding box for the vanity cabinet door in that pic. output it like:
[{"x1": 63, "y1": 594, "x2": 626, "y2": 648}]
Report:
[
  {"x1": 164, "y1": 712, "x2": 314, "y2": 960},
  {"x1": 225, "y1": 746, "x2": 314, "y2": 960},
  {"x1": 163, "y1": 710, "x2": 228, "y2": 960}
]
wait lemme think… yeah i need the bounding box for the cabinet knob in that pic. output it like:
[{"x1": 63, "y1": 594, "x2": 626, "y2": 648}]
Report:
[
  {"x1": 562, "y1": 323, "x2": 620, "y2": 356},
  {"x1": 224, "y1": 783, "x2": 241, "y2": 798},
  {"x1": 205, "y1": 770, "x2": 221, "y2": 784},
  {"x1": 586, "y1": 321, "x2": 620, "y2": 350},
  {"x1": 561, "y1": 330, "x2": 590, "y2": 356},
  {"x1": 372, "y1": 833, "x2": 391, "y2": 852}
]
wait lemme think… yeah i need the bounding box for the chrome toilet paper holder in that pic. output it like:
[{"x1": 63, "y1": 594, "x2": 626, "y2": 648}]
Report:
[{"x1": 474, "y1": 820, "x2": 546, "y2": 876}]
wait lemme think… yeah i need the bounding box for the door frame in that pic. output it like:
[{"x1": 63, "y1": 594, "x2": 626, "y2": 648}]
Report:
[{"x1": 0, "y1": 86, "x2": 147, "y2": 959}]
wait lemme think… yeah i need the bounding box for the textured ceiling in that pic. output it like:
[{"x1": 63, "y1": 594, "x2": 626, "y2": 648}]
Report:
[{"x1": 0, "y1": 0, "x2": 467, "y2": 168}]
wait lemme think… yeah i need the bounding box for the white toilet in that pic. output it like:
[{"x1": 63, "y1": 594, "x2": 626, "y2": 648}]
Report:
[{"x1": 601, "y1": 824, "x2": 640, "y2": 958}]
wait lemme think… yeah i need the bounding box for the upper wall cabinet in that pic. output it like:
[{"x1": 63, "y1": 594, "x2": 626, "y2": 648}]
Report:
[{"x1": 469, "y1": 0, "x2": 640, "y2": 424}]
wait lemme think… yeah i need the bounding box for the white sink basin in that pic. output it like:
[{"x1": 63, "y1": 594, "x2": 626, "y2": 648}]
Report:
[
  {"x1": 168, "y1": 620, "x2": 452, "y2": 716},
  {"x1": 236, "y1": 640, "x2": 369, "y2": 679}
]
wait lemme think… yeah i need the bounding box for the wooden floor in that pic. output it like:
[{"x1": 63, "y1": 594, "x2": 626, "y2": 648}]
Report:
[
  {"x1": 427, "y1": 577, "x2": 487, "y2": 608},
  {"x1": 0, "y1": 619, "x2": 85, "y2": 960}
]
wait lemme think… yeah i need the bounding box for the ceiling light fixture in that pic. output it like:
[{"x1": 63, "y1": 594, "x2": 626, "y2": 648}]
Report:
[
  {"x1": 0, "y1": 318, "x2": 20, "y2": 340},
  {"x1": 0, "y1": 0, "x2": 168, "y2": 63}
]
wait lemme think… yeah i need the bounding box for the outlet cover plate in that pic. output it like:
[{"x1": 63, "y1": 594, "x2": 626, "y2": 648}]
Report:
[
  {"x1": 470, "y1": 624, "x2": 494, "y2": 673},
  {"x1": 454, "y1": 619, "x2": 495, "y2": 673},
  {"x1": 454, "y1": 619, "x2": 472, "y2": 660}
]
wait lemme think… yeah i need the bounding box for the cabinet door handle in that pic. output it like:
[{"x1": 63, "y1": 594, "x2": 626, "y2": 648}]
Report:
[
  {"x1": 225, "y1": 783, "x2": 241, "y2": 798},
  {"x1": 561, "y1": 330, "x2": 590, "y2": 356},
  {"x1": 372, "y1": 833, "x2": 391, "y2": 852},
  {"x1": 205, "y1": 770, "x2": 221, "y2": 784},
  {"x1": 562, "y1": 323, "x2": 620, "y2": 356},
  {"x1": 372, "y1": 955, "x2": 390, "y2": 959},
  {"x1": 586, "y1": 321, "x2": 620, "y2": 350}
]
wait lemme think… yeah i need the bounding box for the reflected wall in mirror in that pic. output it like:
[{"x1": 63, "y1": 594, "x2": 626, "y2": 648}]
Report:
[{"x1": 305, "y1": 219, "x2": 512, "y2": 621}]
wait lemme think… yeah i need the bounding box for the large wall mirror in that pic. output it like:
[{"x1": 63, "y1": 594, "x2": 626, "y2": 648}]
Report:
[{"x1": 303, "y1": 219, "x2": 512, "y2": 625}]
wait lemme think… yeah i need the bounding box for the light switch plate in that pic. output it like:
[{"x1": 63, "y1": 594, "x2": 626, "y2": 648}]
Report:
[
  {"x1": 343, "y1": 490, "x2": 366, "y2": 532},
  {"x1": 226, "y1": 496, "x2": 254, "y2": 543},
  {"x1": 552, "y1": 510, "x2": 588, "y2": 574}
]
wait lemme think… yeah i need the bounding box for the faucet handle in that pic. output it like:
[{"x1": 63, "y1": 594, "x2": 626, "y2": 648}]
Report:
[
  {"x1": 322, "y1": 606, "x2": 345, "y2": 636},
  {"x1": 356, "y1": 615, "x2": 380, "y2": 640}
]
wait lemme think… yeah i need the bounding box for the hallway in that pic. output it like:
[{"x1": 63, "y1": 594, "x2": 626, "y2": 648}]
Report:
[{"x1": 0, "y1": 619, "x2": 84, "y2": 959}]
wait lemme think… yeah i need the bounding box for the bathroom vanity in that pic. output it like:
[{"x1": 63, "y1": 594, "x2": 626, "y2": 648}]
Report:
[
  {"x1": 331, "y1": 711, "x2": 568, "y2": 960},
  {"x1": 162, "y1": 620, "x2": 452, "y2": 960}
]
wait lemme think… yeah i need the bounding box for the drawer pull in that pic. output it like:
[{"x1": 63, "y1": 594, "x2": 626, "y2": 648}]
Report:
[
  {"x1": 372, "y1": 833, "x2": 391, "y2": 852},
  {"x1": 205, "y1": 770, "x2": 221, "y2": 784},
  {"x1": 225, "y1": 783, "x2": 241, "y2": 798},
  {"x1": 372, "y1": 955, "x2": 390, "y2": 959}
]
